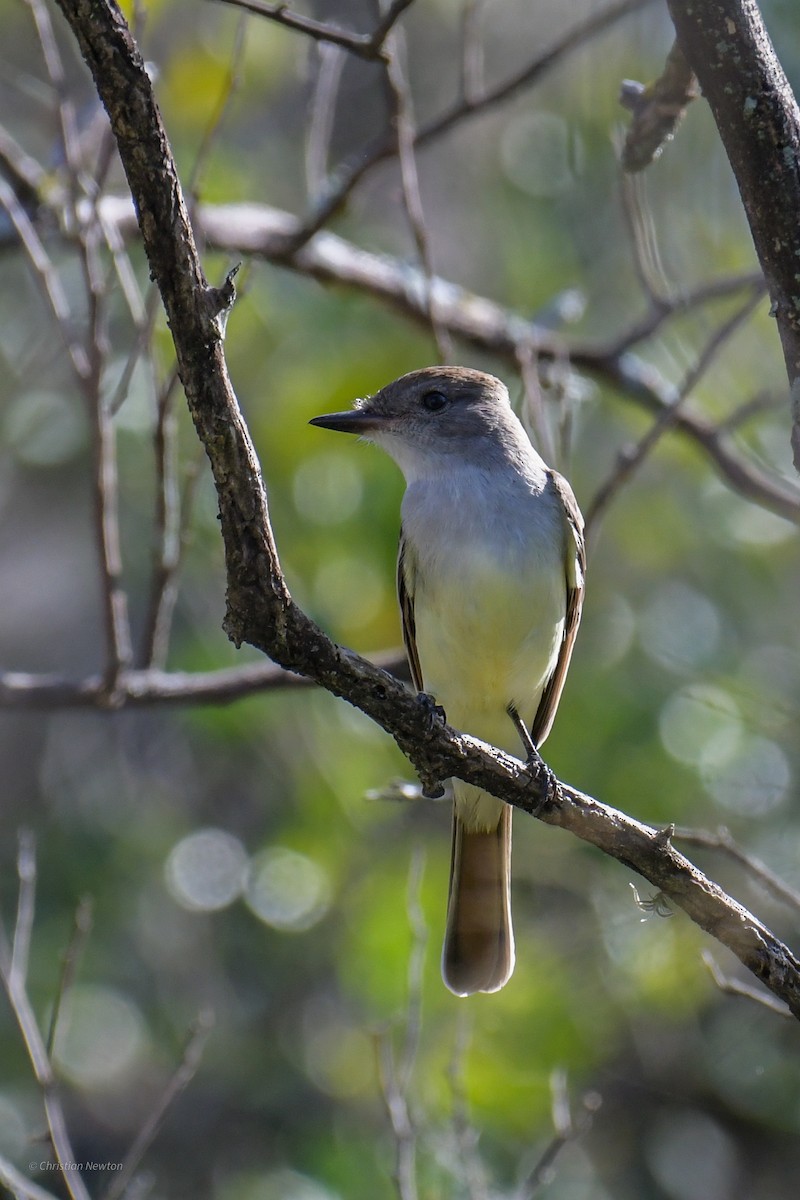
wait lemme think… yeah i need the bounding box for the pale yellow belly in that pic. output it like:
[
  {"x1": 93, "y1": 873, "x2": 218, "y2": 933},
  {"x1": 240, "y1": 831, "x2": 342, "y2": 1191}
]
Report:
[{"x1": 414, "y1": 554, "x2": 565, "y2": 753}]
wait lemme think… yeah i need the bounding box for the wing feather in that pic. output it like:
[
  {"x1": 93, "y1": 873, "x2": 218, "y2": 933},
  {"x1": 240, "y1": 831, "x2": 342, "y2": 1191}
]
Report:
[
  {"x1": 397, "y1": 532, "x2": 425, "y2": 693},
  {"x1": 531, "y1": 469, "x2": 586, "y2": 746}
]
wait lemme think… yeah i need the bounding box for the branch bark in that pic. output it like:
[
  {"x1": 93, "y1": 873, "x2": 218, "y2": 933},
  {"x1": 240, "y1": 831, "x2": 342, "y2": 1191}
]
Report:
[
  {"x1": 666, "y1": 0, "x2": 800, "y2": 467},
  {"x1": 80, "y1": 196, "x2": 800, "y2": 526},
  {"x1": 50, "y1": 0, "x2": 800, "y2": 1019}
]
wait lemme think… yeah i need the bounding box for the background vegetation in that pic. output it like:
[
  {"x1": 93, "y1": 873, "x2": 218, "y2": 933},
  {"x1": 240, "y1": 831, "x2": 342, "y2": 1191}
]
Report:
[{"x1": 1, "y1": 1, "x2": 799, "y2": 1198}]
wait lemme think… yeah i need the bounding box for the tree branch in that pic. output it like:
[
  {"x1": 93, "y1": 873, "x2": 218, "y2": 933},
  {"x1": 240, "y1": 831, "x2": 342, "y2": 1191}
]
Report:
[
  {"x1": 50, "y1": 0, "x2": 800, "y2": 1021},
  {"x1": 666, "y1": 0, "x2": 800, "y2": 467},
  {"x1": 91, "y1": 195, "x2": 800, "y2": 526},
  {"x1": 214, "y1": 0, "x2": 414, "y2": 61}
]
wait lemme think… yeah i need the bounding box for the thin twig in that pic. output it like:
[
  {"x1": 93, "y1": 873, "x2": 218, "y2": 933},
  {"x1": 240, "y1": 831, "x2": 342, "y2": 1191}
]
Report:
[
  {"x1": 88, "y1": 320, "x2": 134, "y2": 689},
  {"x1": 102, "y1": 1010, "x2": 215, "y2": 1200},
  {"x1": 0, "y1": 123, "x2": 45, "y2": 211},
  {"x1": 0, "y1": 837, "x2": 92, "y2": 1200},
  {"x1": 370, "y1": 0, "x2": 417, "y2": 53},
  {"x1": 446, "y1": 1012, "x2": 490, "y2": 1200},
  {"x1": 215, "y1": 0, "x2": 376, "y2": 56},
  {"x1": 285, "y1": 0, "x2": 652, "y2": 251},
  {"x1": 25, "y1": 0, "x2": 84, "y2": 226},
  {"x1": 98, "y1": 204, "x2": 148, "y2": 331},
  {"x1": 620, "y1": 38, "x2": 699, "y2": 173},
  {"x1": 0, "y1": 175, "x2": 89, "y2": 380},
  {"x1": 397, "y1": 846, "x2": 427, "y2": 1094},
  {"x1": 673, "y1": 825, "x2": 800, "y2": 912},
  {"x1": 604, "y1": 269, "x2": 765, "y2": 356},
  {"x1": 305, "y1": 43, "x2": 346, "y2": 200},
  {"x1": 376, "y1": 1027, "x2": 419, "y2": 1200},
  {"x1": 81, "y1": 218, "x2": 134, "y2": 690},
  {"x1": 585, "y1": 284, "x2": 766, "y2": 535},
  {"x1": 26, "y1": 0, "x2": 134, "y2": 689},
  {"x1": 374, "y1": 848, "x2": 428, "y2": 1200},
  {"x1": 46, "y1": 896, "x2": 93, "y2": 1059},
  {"x1": 382, "y1": 18, "x2": 452, "y2": 361},
  {"x1": 619, "y1": 168, "x2": 674, "y2": 305},
  {"x1": 84, "y1": 195, "x2": 800, "y2": 524},
  {"x1": 215, "y1": 0, "x2": 414, "y2": 60},
  {"x1": 0, "y1": 1154, "x2": 60, "y2": 1200},
  {"x1": 516, "y1": 341, "x2": 558, "y2": 467},
  {"x1": 459, "y1": 0, "x2": 484, "y2": 106},
  {"x1": 188, "y1": 12, "x2": 248, "y2": 198},
  {"x1": 107, "y1": 284, "x2": 160, "y2": 416},
  {"x1": 140, "y1": 377, "x2": 203, "y2": 669},
  {"x1": 702, "y1": 950, "x2": 792, "y2": 1017},
  {"x1": 514, "y1": 1074, "x2": 602, "y2": 1198},
  {"x1": 717, "y1": 388, "x2": 781, "y2": 433},
  {"x1": 10, "y1": 831, "x2": 37, "y2": 990}
]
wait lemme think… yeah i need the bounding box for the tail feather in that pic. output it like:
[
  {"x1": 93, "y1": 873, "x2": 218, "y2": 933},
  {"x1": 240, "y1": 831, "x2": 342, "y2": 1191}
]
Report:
[{"x1": 442, "y1": 803, "x2": 514, "y2": 996}]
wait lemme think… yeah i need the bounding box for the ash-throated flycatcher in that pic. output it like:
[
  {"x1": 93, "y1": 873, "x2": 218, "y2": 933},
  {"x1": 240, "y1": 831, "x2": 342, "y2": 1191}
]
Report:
[{"x1": 310, "y1": 367, "x2": 585, "y2": 995}]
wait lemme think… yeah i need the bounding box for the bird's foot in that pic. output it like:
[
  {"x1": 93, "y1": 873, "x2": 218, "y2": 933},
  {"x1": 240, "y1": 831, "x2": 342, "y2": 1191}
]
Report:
[
  {"x1": 416, "y1": 692, "x2": 447, "y2": 798},
  {"x1": 524, "y1": 744, "x2": 559, "y2": 815},
  {"x1": 417, "y1": 691, "x2": 446, "y2": 731}
]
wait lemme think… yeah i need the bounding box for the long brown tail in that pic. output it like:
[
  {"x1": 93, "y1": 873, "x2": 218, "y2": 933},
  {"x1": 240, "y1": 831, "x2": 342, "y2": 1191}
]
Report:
[{"x1": 442, "y1": 804, "x2": 514, "y2": 996}]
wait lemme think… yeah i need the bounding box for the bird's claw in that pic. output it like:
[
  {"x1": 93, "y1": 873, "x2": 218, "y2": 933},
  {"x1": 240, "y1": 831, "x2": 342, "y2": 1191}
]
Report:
[
  {"x1": 417, "y1": 691, "x2": 446, "y2": 731},
  {"x1": 525, "y1": 746, "x2": 558, "y2": 814},
  {"x1": 417, "y1": 692, "x2": 446, "y2": 798}
]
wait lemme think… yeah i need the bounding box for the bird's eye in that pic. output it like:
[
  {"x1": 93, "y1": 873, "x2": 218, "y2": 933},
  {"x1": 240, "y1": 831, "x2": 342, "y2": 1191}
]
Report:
[{"x1": 421, "y1": 390, "x2": 448, "y2": 413}]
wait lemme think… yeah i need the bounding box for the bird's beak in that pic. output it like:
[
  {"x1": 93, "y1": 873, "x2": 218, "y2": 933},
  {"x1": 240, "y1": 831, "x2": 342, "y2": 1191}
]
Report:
[{"x1": 309, "y1": 407, "x2": 383, "y2": 435}]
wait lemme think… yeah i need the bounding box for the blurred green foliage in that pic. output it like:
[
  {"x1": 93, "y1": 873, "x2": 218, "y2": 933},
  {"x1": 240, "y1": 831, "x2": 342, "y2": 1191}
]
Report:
[{"x1": 1, "y1": 1, "x2": 800, "y2": 1198}]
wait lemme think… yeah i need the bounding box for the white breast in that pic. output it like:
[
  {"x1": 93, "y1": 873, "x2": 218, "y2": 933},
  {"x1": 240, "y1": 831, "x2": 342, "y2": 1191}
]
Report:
[{"x1": 401, "y1": 465, "x2": 566, "y2": 752}]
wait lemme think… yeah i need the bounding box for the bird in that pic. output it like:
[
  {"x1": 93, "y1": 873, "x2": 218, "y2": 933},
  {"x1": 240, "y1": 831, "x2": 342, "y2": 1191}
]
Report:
[{"x1": 310, "y1": 366, "x2": 585, "y2": 995}]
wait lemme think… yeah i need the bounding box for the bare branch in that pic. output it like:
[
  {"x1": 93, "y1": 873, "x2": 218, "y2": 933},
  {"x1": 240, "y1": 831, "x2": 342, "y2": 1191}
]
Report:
[
  {"x1": 374, "y1": 849, "x2": 427, "y2": 1200},
  {"x1": 619, "y1": 169, "x2": 675, "y2": 305},
  {"x1": 620, "y1": 38, "x2": 699, "y2": 173},
  {"x1": 102, "y1": 1010, "x2": 214, "y2": 1200},
  {"x1": 585, "y1": 283, "x2": 765, "y2": 535},
  {"x1": 46, "y1": 896, "x2": 93, "y2": 1060},
  {"x1": 674, "y1": 825, "x2": 800, "y2": 913},
  {"x1": 0, "y1": 652, "x2": 409, "y2": 708},
  {"x1": 25, "y1": 0, "x2": 84, "y2": 196},
  {"x1": 0, "y1": 174, "x2": 90, "y2": 381},
  {"x1": 215, "y1": 0, "x2": 414, "y2": 61},
  {"x1": 445, "y1": 1014, "x2": 490, "y2": 1200},
  {"x1": 459, "y1": 0, "x2": 485, "y2": 107},
  {"x1": 188, "y1": 11, "x2": 247, "y2": 198},
  {"x1": 83, "y1": 232, "x2": 134, "y2": 691},
  {"x1": 140, "y1": 369, "x2": 187, "y2": 668},
  {"x1": 702, "y1": 950, "x2": 792, "y2": 1018},
  {"x1": 0, "y1": 1155, "x2": 60, "y2": 1200},
  {"x1": 603, "y1": 268, "x2": 766, "y2": 356},
  {"x1": 382, "y1": 19, "x2": 452, "y2": 361},
  {"x1": 284, "y1": 0, "x2": 654, "y2": 252},
  {"x1": 666, "y1": 0, "x2": 800, "y2": 467},
  {"x1": 70, "y1": 195, "x2": 800, "y2": 524},
  {"x1": 515, "y1": 1074, "x2": 602, "y2": 1198},
  {"x1": 9, "y1": 831, "x2": 37, "y2": 991},
  {"x1": 397, "y1": 847, "x2": 427, "y2": 1095},
  {"x1": 305, "y1": 43, "x2": 346, "y2": 199},
  {"x1": 0, "y1": 122, "x2": 45, "y2": 211},
  {"x1": 52, "y1": 0, "x2": 800, "y2": 1023},
  {"x1": 0, "y1": 837, "x2": 92, "y2": 1200}
]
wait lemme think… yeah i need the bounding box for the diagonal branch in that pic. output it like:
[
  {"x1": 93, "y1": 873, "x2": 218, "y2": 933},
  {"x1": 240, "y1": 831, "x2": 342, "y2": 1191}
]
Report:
[
  {"x1": 283, "y1": 0, "x2": 654, "y2": 252},
  {"x1": 52, "y1": 0, "x2": 800, "y2": 1022},
  {"x1": 666, "y1": 0, "x2": 800, "y2": 468},
  {"x1": 88, "y1": 195, "x2": 800, "y2": 524},
  {"x1": 214, "y1": 0, "x2": 414, "y2": 61}
]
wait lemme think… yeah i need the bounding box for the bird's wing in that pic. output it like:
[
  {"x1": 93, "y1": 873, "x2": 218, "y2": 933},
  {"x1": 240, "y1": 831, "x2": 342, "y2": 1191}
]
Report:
[
  {"x1": 397, "y1": 531, "x2": 425, "y2": 693},
  {"x1": 531, "y1": 470, "x2": 586, "y2": 746}
]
